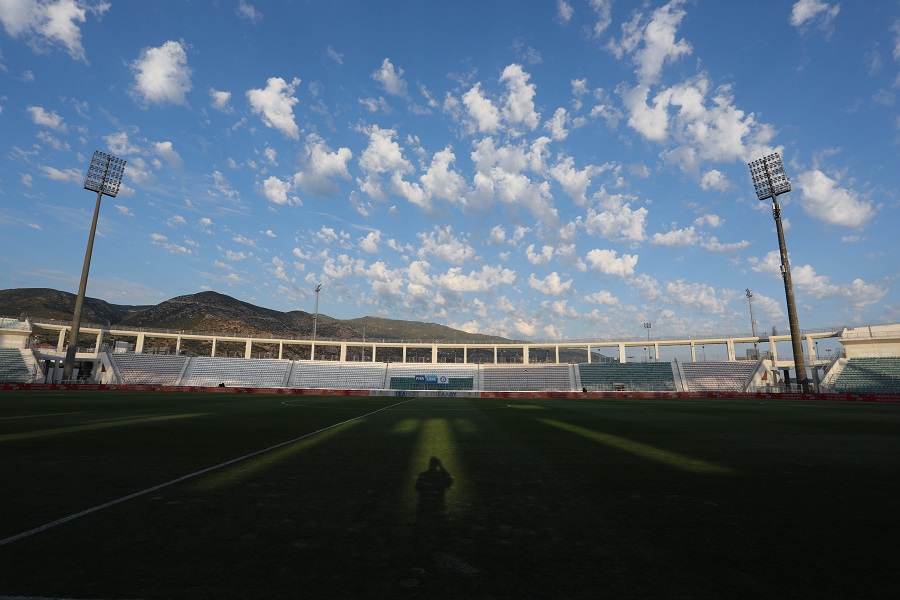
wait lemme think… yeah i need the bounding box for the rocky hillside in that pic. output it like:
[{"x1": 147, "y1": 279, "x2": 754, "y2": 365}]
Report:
[{"x1": 0, "y1": 288, "x2": 509, "y2": 342}]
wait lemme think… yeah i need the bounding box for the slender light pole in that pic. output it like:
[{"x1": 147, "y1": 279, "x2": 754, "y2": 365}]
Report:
[
  {"x1": 746, "y1": 289, "x2": 758, "y2": 349},
  {"x1": 63, "y1": 151, "x2": 126, "y2": 382},
  {"x1": 748, "y1": 152, "x2": 809, "y2": 393},
  {"x1": 311, "y1": 283, "x2": 321, "y2": 360},
  {"x1": 643, "y1": 322, "x2": 652, "y2": 362}
]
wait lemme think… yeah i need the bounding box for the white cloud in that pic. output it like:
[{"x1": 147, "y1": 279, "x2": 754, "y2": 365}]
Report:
[
  {"x1": 114, "y1": 204, "x2": 133, "y2": 217},
  {"x1": 526, "y1": 244, "x2": 555, "y2": 266},
  {"x1": 327, "y1": 46, "x2": 343, "y2": 65},
  {"x1": 357, "y1": 125, "x2": 412, "y2": 200},
  {"x1": 585, "y1": 249, "x2": 639, "y2": 277},
  {"x1": 209, "y1": 88, "x2": 232, "y2": 113},
  {"x1": 693, "y1": 214, "x2": 722, "y2": 228},
  {"x1": 150, "y1": 232, "x2": 192, "y2": 255},
  {"x1": 236, "y1": 1, "x2": 262, "y2": 24},
  {"x1": 261, "y1": 175, "x2": 296, "y2": 205},
  {"x1": 584, "y1": 290, "x2": 619, "y2": 306},
  {"x1": 104, "y1": 131, "x2": 141, "y2": 156},
  {"x1": 419, "y1": 147, "x2": 467, "y2": 207},
  {"x1": 610, "y1": 0, "x2": 692, "y2": 85},
  {"x1": 556, "y1": 1, "x2": 573, "y2": 25},
  {"x1": 372, "y1": 58, "x2": 407, "y2": 97},
  {"x1": 359, "y1": 230, "x2": 381, "y2": 253},
  {"x1": 130, "y1": 40, "x2": 192, "y2": 107},
  {"x1": 794, "y1": 169, "x2": 876, "y2": 228},
  {"x1": 750, "y1": 250, "x2": 887, "y2": 312},
  {"x1": 528, "y1": 272, "x2": 572, "y2": 297},
  {"x1": 247, "y1": 76, "x2": 301, "y2": 139},
  {"x1": 549, "y1": 157, "x2": 605, "y2": 206},
  {"x1": 665, "y1": 279, "x2": 731, "y2": 316},
  {"x1": 581, "y1": 187, "x2": 648, "y2": 243},
  {"x1": 702, "y1": 237, "x2": 750, "y2": 253},
  {"x1": 434, "y1": 264, "x2": 516, "y2": 293},
  {"x1": 700, "y1": 169, "x2": 728, "y2": 191},
  {"x1": 27, "y1": 105, "x2": 66, "y2": 131},
  {"x1": 789, "y1": 0, "x2": 840, "y2": 31},
  {"x1": 294, "y1": 134, "x2": 353, "y2": 197},
  {"x1": 500, "y1": 64, "x2": 540, "y2": 132},
  {"x1": 154, "y1": 141, "x2": 182, "y2": 168},
  {"x1": 589, "y1": 0, "x2": 613, "y2": 37},
  {"x1": 650, "y1": 226, "x2": 698, "y2": 247},
  {"x1": 40, "y1": 164, "x2": 80, "y2": 182},
  {"x1": 545, "y1": 107, "x2": 569, "y2": 140},
  {"x1": 417, "y1": 225, "x2": 476, "y2": 264},
  {"x1": 0, "y1": 0, "x2": 108, "y2": 61},
  {"x1": 462, "y1": 83, "x2": 501, "y2": 134}
]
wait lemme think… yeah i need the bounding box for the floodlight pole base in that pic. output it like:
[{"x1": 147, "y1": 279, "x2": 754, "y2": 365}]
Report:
[{"x1": 63, "y1": 189, "x2": 103, "y2": 382}]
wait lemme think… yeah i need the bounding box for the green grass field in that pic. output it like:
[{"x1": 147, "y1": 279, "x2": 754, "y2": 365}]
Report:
[{"x1": 1, "y1": 391, "x2": 899, "y2": 599}]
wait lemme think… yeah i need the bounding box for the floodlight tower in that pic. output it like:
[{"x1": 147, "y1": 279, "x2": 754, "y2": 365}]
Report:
[
  {"x1": 62, "y1": 151, "x2": 126, "y2": 382},
  {"x1": 746, "y1": 289, "x2": 758, "y2": 349},
  {"x1": 643, "y1": 322, "x2": 652, "y2": 362},
  {"x1": 747, "y1": 152, "x2": 809, "y2": 393},
  {"x1": 311, "y1": 283, "x2": 321, "y2": 360}
]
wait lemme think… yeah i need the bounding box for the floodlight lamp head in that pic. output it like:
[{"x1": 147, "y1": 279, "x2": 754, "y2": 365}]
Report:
[
  {"x1": 748, "y1": 152, "x2": 791, "y2": 201},
  {"x1": 84, "y1": 150, "x2": 127, "y2": 198}
]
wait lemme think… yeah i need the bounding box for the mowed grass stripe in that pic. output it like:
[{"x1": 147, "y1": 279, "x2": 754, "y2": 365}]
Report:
[
  {"x1": 0, "y1": 396, "x2": 416, "y2": 547},
  {"x1": 0, "y1": 413, "x2": 210, "y2": 442},
  {"x1": 537, "y1": 418, "x2": 734, "y2": 474}
]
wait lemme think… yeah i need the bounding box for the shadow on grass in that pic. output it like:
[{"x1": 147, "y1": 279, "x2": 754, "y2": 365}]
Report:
[{"x1": 415, "y1": 456, "x2": 453, "y2": 531}]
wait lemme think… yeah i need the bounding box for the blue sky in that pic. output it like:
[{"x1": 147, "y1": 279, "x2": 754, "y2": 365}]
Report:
[{"x1": 0, "y1": 0, "x2": 897, "y2": 341}]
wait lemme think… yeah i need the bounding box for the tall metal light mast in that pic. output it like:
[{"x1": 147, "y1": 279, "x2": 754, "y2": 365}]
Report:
[
  {"x1": 746, "y1": 289, "x2": 758, "y2": 349},
  {"x1": 747, "y1": 153, "x2": 809, "y2": 393},
  {"x1": 63, "y1": 151, "x2": 126, "y2": 382},
  {"x1": 311, "y1": 283, "x2": 321, "y2": 360}
]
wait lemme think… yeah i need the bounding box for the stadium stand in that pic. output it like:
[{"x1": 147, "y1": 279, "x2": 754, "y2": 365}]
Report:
[
  {"x1": 180, "y1": 356, "x2": 291, "y2": 388},
  {"x1": 482, "y1": 364, "x2": 574, "y2": 391},
  {"x1": 288, "y1": 360, "x2": 386, "y2": 390},
  {"x1": 831, "y1": 357, "x2": 900, "y2": 394},
  {"x1": 682, "y1": 360, "x2": 758, "y2": 392},
  {"x1": 0, "y1": 347, "x2": 32, "y2": 383},
  {"x1": 578, "y1": 362, "x2": 677, "y2": 392},
  {"x1": 386, "y1": 363, "x2": 477, "y2": 391},
  {"x1": 110, "y1": 353, "x2": 188, "y2": 386}
]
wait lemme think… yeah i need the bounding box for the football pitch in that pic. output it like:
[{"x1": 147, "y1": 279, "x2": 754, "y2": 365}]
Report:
[{"x1": 1, "y1": 391, "x2": 899, "y2": 599}]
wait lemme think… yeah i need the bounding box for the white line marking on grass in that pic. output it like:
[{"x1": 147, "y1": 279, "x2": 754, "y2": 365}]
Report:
[{"x1": 0, "y1": 397, "x2": 419, "y2": 547}]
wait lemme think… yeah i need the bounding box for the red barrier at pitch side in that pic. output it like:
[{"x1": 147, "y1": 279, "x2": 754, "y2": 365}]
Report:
[{"x1": 1, "y1": 382, "x2": 898, "y2": 402}]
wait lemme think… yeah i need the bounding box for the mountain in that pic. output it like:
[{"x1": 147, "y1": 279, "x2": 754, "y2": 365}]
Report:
[
  {"x1": 0, "y1": 288, "x2": 148, "y2": 325},
  {"x1": 0, "y1": 288, "x2": 509, "y2": 342}
]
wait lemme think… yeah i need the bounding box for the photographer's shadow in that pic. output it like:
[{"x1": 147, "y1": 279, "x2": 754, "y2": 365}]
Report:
[{"x1": 415, "y1": 456, "x2": 453, "y2": 528}]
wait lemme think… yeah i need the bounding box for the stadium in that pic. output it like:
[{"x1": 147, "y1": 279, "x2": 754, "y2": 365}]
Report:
[
  {"x1": 1, "y1": 315, "x2": 899, "y2": 396},
  {"x1": 2, "y1": 315, "x2": 899, "y2": 598}
]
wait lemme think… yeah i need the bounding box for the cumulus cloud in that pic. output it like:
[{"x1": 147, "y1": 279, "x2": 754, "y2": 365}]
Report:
[
  {"x1": 417, "y1": 225, "x2": 476, "y2": 265},
  {"x1": 500, "y1": 64, "x2": 540, "y2": 132},
  {"x1": 650, "y1": 226, "x2": 698, "y2": 247},
  {"x1": 130, "y1": 40, "x2": 192, "y2": 107},
  {"x1": 664, "y1": 279, "x2": 731, "y2": 315},
  {"x1": 357, "y1": 125, "x2": 413, "y2": 200},
  {"x1": 790, "y1": 0, "x2": 840, "y2": 32},
  {"x1": 700, "y1": 169, "x2": 728, "y2": 191},
  {"x1": 585, "y1": 248, "x2": 639, "y2": 277},
  {"x1": 581, "y1": 188, "x2": 648, "y2": 243},
  {"x1": 434, "y1": 264, "x2": 516, "y2": 293},
  {"x1": 154, "y1": 141, "x2": 182, "y2": 168},
  {"x1": 0, "y1": 0, "x2": 109, "y2": 61},
  {"x1": 589, "y1": 0, "x2": 613, "y2": 37},
  {"x1": 794, "y1": 169, "x2": 876, "y2": 228},
  {"x1": 209, "y1": 88, "x2": 232, "y2": 113},
  {"x1": 294, "y1": 134, "x2": 353, "y2": 197},
  {"x1": 750, "y1": 250, "x2": 886, "y2": 312},
  {"x1": 247, "y1": 76, "x2": 301, "y2": 139},
  {"x1": 584, "y1": 290, "x2": 619, "y2": 306},
  {"x1": 372, "y1": 58, "x2": 407, "y2": 97},
  {"x1": 261, "y1": 175, "x2": 298, "y2": 205},
  {"x1": 236, "y1": 1, "x2": 262, "y2": 24},
  {"x1": 27, "y1": 105, "x2": 66, "y2": 131},
  {"x1": 528, "y1": 272, "x2": 573, "y2": 296},
  {"x1": 610, "y1": 0, "x2": 692, "y2": 85},
  {"x1": 462, "y1": 83, "x2": 501, "y2": 134},
  {"x1": 526, "y1": 244, "x2": 555, "y2": 266}
]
